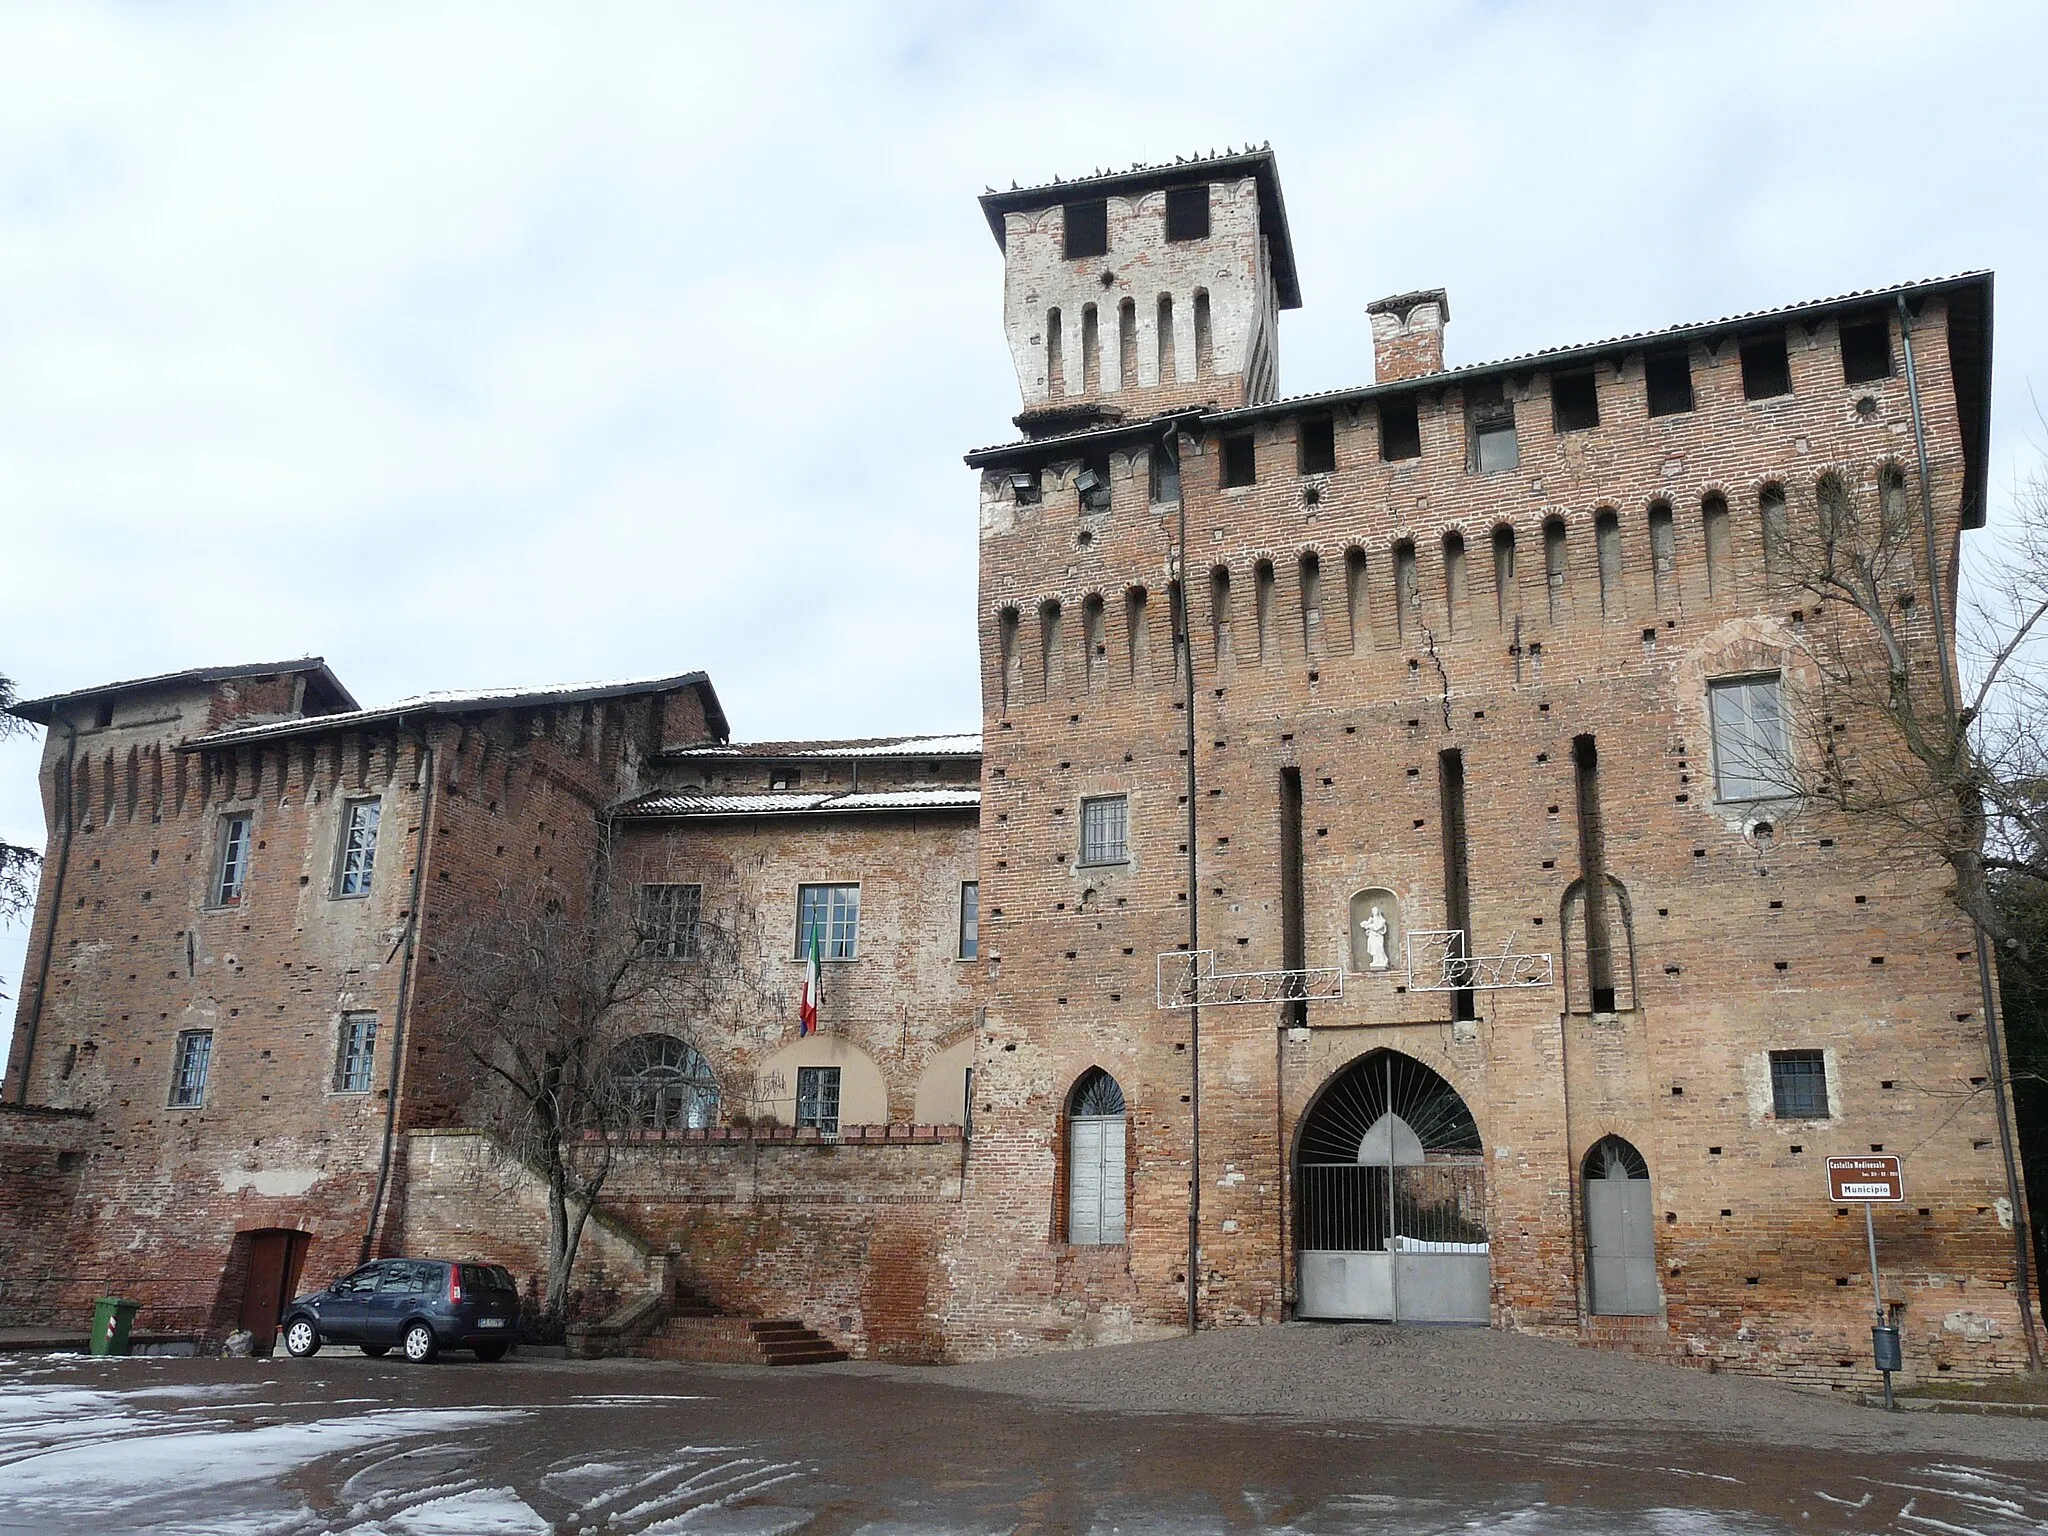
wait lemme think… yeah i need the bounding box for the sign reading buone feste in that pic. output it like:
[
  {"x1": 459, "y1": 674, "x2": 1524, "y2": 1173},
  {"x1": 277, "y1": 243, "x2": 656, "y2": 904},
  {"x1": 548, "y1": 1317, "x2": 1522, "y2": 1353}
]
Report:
[{"x1": 1827, "y1": 1155, "x2": 1905, "y2": 1203}]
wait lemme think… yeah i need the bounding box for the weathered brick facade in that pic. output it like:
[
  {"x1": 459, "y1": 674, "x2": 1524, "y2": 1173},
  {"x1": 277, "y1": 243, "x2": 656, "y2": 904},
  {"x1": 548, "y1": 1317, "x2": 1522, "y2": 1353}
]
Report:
[{"x1": 3, "y1": 145, "x2": 2033, "y2": 1387}]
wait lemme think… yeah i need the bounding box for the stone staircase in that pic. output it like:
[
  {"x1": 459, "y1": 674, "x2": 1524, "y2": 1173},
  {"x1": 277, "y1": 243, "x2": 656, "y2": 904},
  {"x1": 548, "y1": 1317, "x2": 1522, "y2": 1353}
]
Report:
[{"x1": 570, "y1": 1277, "x2": 846, "y2": 1366}]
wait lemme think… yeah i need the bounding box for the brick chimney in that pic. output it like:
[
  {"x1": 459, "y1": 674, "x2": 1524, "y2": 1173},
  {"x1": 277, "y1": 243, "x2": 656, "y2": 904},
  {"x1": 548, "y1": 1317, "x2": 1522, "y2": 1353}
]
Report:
[{"x1": 1367, "y1": 289, "x2": 1450, "y2": 384}]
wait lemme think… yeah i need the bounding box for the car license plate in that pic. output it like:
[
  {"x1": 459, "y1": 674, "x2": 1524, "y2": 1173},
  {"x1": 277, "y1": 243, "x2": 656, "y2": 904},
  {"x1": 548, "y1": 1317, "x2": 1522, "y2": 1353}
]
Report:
[{"x1": 477, "y1": 1318, "x2": 507, "y2": 1328}]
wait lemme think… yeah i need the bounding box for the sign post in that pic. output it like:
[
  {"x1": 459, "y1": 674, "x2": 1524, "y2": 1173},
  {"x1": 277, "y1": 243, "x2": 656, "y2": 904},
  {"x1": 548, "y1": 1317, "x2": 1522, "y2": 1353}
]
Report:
[{"x1": 1827, "y1": 1155, "x2": 1905, "y2": 1408}]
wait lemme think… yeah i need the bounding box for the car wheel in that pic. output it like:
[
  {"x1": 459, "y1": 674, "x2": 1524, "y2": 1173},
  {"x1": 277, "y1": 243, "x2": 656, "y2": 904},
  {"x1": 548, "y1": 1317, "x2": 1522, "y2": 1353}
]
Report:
[
  {"x1": 360, "y1": 1344, "x2": 389, "y2": 1358},
  {"x1": 402, "y1": 1321, "x2": 439, "y2": 1364},
  {"x1": 472, "y1": 1342, "x2": 509, "y2": 1363},
  {"x1": 282, "y1": 1318, "x2": 321, "y2": 1359}
]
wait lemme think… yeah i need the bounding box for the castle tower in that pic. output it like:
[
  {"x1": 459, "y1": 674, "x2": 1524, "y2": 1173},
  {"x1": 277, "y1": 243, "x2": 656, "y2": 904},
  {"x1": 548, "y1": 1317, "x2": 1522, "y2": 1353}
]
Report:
[{"x1": 977, "y1": 148, "x2": 1302, "y2": 435}]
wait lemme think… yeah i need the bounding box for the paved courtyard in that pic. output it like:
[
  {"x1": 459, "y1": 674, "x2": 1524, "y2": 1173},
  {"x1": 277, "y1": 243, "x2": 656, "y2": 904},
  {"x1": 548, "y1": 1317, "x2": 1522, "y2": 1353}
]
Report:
[{"x1": 0, "y1": 1325, "x2": 2043, "y2": 1533}]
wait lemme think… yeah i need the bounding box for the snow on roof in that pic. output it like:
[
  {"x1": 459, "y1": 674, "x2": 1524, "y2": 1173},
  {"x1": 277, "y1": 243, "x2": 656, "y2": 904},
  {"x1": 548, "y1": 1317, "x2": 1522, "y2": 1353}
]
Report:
[
  {"x1": 663, "y1": 733, "x2": 981, "y2": 761},
  {"x1": 615, "y1": 787, "x2": 981, "y2": 820}
]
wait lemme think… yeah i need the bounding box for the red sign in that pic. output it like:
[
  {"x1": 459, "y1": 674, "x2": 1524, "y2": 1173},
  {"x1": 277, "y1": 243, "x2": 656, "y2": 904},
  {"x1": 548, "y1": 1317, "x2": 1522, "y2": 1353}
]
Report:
[{"x1": 1827, "y1": 1155, "x2": 1904, "y2": 1202}]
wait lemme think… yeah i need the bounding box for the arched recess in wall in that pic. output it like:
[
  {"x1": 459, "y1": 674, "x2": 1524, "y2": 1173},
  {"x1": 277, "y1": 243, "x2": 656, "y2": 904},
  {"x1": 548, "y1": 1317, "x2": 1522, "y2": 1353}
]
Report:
[
  {"x1": 1491, "y1": 523, "x2": 1518, "y2": 626},
  {"x1": 1701, "y1": 492, "x2": 1731, "y2": 596},
  {"x1": 1583, "y1": 1135, "x2": 1658, "y2": 1316},
  {"x1": 1156, "y1": 294, "x2": 1177, "y2": 382},
  {"x1": 754, "y1": 1035, "x2": 889, "y2": 1131},
  {"x1": 609, "y1": 1034, "x2": 722, "y2": 1131},
  {"x1": 1542, "y1": 516, "x2": 1569, "y2": 622},
  {"x1": 1346, "y1": 888, "x2": 1403, "y2": 974},
  {"x1": 1065, "y1": 1067, "x2": 1128, "y2": 1245},
  {"x1": 1193, "y1": 288, "x2": 1213, "y2": 377},
  {"x1": 912, "y1": 1033, "x2": 975, "y2": 1126},
  {"x1": 1559, "y1": 874, "x2": 1637, "y2": 1014},
  {"x1": 1758, "y1": 481, "x2": 1789, "y2": 587}
]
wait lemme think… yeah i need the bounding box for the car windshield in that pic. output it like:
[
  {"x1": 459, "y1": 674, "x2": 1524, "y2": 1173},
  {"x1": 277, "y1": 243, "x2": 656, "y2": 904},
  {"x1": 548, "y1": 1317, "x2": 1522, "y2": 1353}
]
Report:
[{"x1": 460, "y1": 1264, "x2": 518, "y2": 1294}]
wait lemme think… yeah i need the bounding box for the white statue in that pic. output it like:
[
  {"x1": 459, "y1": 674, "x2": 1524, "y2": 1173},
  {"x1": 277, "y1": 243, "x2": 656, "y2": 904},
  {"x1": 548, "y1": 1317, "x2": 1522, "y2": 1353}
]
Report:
[{"x1": 1361, "y1": 905, "x2": 1391, "y2": 970}]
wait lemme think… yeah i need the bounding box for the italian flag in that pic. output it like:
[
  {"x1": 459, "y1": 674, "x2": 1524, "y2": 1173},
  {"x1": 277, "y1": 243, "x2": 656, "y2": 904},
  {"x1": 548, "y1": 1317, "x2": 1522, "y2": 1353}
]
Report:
[{"x1": 798, "y1": 925, "x2": 821, "y2": 1036}]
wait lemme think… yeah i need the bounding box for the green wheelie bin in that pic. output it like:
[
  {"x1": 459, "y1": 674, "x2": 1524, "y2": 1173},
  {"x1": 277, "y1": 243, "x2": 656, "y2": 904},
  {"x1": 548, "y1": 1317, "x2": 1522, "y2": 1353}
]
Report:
[{"x1": 90, "y1": 1297, "x2": 141, "y2": 1356}]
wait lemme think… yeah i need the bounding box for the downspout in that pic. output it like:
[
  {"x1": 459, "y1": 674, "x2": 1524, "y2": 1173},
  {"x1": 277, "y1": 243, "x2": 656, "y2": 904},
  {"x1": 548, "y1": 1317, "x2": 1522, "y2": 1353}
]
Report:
[
  {"x1": 1897, "y1": 296, "x2": 2041, "y2": 1369},
  {"x1": 12, "y1": 718, "x2": 78, "y2": 1104},
  {"x1": 1169, "y1": 421, "x2": 1203, "y2": 1335},
  {"x1": 360, "y1": 735, "x2": 438, "y2": 1266}
]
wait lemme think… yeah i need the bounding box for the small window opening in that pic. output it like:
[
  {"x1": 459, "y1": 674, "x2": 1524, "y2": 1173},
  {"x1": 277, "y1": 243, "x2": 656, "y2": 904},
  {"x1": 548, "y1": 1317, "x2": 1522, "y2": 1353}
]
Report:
[
  {"x1": 1063, "y1": 199, "x2": 1108, "y2": 260},
  {"x1": 1077, "y1": 452, "x2": 1111, "y2": 512},
  {"x1": 1839, "y1": 311, "x2": 1892, "y2": 385},
  {"x1": 1221, "y1": 433, "x2": 1257, "y2": 488},
  {"x1": 1645, "y1": 348, "x2": 1694, "y2": 416},
  {"x1": 1165, "y1": 184, "x2": 1210, "y2": 242},
  {"x1": 1740, "y1": 331, "x2": 1792, "y2": 399},
  {"x1": 1379, "y1": 394, "x2": 1421, "y2": 461},
  {"x1": 1298, "y1": 416, "x2": 1336, "y2": 476},
  {"x1": 1552, "y1": 369, "x2": 1599, "y2": 432},
  {"x1": 1769, "y1": 1050, "x2": 1829, "y2": 1119},
  {"x1": 1492, "y1": 525, "x2": 1517, "y2": 626},
  {"x1": 1467, "y1": 381, "x2": 1518, "y2": 472},
  {"x1": 1595, "y1": 509, "x2": 1622, "y2": 615},
  {"x1": 1149, "y1": 445, "x2": 1179, "y2": 504},
  {"x1": 94, "y1": 699, "x2": 115, "y2": 729}
]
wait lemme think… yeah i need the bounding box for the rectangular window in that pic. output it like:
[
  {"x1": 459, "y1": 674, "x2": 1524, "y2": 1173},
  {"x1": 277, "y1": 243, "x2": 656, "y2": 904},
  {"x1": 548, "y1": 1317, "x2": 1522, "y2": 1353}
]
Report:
[
  {"x1": 1220, "y1": 432, "x2": 1257, "y2": 488},
  {"x1": 169, "y1": 1030, "x2": 212, "y2": 1108},
  {"x1": 212, "y1": 813, "x2": 252, "y2": 908},
  {"x1": 335, "y1": 799, "x2": 381, "y2": 897},
  {"x1": 1079, "y1": 795, "x2": 1129, "y2": 866},
  {"x1": 795, "y1": 883, "x2": 860, "y2": 960},
  {"x1": 1551, "y1": 370, "x2": 1599, "y2": 432},
  {"x1": 1645, "y1": 348, "x2": 1694, "y2": 416},
  {"x1": 958, "y1": 881, "x2": 979, "y2": 960},
  {"x1": 1770, "y1": 1050, "x2": 1829, "y2": 1119},
  {"x1": 1063, "y1": 199, "x2": 1108, "y2": 260},
  {"x1": 1467, "y1": 384, "x2": 1518, "y2": 472},
  {"x1": 639, "y1": 883, "x2": 703, "y2": 960},
  {"x1": 1148, "y1": 447, "x2": 1180, "y2": 505},
  {"x1": 768, "y1": 767, "x2": 802, "y2": 790},
  {"x1": 1839, "y1": 312, "x2": 1892, "y2": 384},
  {"x1": 1379, "y1": 394, "x2": 1422, "y2": 460},
  {"x1": 1164, "y1": 184, "x2": 1210, "y2": 242},
  {"x1": 1297, "y1": 416, "x2": 1336, "y2": 475},
  {"x1": 1708, "y1": 674, "x2": 1792, "y2": 801},
  {"x1": 1740, "y1": 331, "x2": 1792, "y2": 399},
  {"x1": 335, "y1": 1012, "x2": 378, "y2": 1093},
  {"x1": 796, "y1": 1066, "x2": 841, "y2": 1134}
]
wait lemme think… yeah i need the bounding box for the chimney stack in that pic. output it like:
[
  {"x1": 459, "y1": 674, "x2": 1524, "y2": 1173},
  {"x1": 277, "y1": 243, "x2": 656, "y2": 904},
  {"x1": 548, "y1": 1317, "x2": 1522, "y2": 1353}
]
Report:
[{"x1": 1367, "y1": 289, "x2": 1450, "y2": 384}]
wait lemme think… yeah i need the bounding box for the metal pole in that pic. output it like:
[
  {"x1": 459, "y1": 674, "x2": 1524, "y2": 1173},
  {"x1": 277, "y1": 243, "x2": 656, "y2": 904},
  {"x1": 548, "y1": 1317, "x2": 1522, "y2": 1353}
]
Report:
[
  {"x1": 1865, "y1": 1202, "x2": 1892, "y2": 1410},
  {"x1": 1169, "y1": 422, "x2": 1202, "y2": 1336}
]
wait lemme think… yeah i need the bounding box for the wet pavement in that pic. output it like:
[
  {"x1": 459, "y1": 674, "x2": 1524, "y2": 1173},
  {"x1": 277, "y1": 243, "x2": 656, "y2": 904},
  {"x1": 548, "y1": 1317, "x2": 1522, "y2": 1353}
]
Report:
[{"x1": 0, "y1": 1326, "x2": 2043, "y2": 1533}]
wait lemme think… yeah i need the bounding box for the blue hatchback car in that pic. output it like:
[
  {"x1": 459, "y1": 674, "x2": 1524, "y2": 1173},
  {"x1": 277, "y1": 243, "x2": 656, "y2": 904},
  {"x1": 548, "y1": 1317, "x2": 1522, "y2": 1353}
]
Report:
[{"x1": 281, "y1": 1257, "x2": 521, "y2": 1363}]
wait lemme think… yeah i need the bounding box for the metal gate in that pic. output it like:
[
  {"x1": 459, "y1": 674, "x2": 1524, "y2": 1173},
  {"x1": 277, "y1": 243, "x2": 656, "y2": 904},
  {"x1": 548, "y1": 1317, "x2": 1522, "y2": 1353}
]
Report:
[
  {"x1": 1296, "y1": 1051, "x2": 1490, "y2": 1323},
  {"x1": 1584, "y1": 1136, "x2": 1658, "y2": 1315}
]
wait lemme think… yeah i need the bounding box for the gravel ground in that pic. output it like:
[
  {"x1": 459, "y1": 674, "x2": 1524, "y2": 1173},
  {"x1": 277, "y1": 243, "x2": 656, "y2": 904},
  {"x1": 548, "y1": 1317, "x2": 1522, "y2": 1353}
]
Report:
[{"x1": 846, "y1": 1320, "x2": 2048, "y2": 1459}]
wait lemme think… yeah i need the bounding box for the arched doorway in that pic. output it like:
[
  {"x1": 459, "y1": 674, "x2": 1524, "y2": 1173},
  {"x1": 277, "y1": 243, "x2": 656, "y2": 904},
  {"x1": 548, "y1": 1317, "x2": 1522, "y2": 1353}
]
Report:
[
  {"x1": 1584, "y1": 1135, "x2": 1658, "y2": 1316},
  {"x1": 1296, "y1": 1050, "x2": 1490, "y2": 1323},
  {"x1": 1066, "y1": 1068, "x2": 1127, "y2": 1246}
]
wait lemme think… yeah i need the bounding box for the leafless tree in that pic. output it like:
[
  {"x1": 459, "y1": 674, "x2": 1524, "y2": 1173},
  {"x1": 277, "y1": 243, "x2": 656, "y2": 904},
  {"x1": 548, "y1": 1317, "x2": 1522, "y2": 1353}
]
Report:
[
  {"x1": 429, "y1": 837, "x2": 774, "y2": 1326},
  {"x1": 0, "y1": 673, "x2": 43, "y2": 951}
]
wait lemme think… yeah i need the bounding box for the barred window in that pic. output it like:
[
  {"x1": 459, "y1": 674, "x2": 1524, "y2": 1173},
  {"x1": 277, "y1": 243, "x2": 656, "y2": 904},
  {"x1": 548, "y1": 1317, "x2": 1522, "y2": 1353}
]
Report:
[
  {"x1": 1770, "y1": 1050, "x2": 1829, "y2": 1119},
  {"x1": 639, "y1": 883, "x2": 702, "y2": 960},
  {"x1": 796, "y1": 1066, "x2": 841, "y2": 1134},
  {"x1": 1708, "y1": 675, "x2": 1792, "y2": 801},
  {"x1": 1079, "y1": 795, "x2": 1128, "y2": 866},
  {"x1": 213, "y1": 813, "x2": 252, "y2": 907},
  {"x1": 335, "y1": 1012, "x2": 378, "y2": 1093},
  {"x1": 335, "y1": 799, "x2": 381, "y2": 897},
  {"x1": 610, "y1": 1034, "x2": 720, "y2": 1130},
  {"x1": 795, "y1": 883, "x2": 860, "y2": 960},
  {"x1": 169, "y1": 1030, "x2": 212, "y2": 1108},
  {"x1": 958, "y1": 881, "x2": 979, "y2": 961}
]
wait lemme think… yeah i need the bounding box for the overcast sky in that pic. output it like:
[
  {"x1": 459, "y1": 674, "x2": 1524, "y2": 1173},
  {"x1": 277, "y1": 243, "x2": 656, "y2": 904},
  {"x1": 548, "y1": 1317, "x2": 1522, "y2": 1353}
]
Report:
[{"x1": 5, "y1": 0, "x2": 2047, "y2": 1012}]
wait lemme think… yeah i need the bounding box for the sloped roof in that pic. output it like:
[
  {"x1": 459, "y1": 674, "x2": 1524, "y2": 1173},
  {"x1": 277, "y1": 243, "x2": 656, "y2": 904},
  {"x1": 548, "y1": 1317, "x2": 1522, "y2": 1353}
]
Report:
[
  {"x1": 10, "y1": 658, "x2": 358, "y2": 726},
  {"x1": 662, "y1": 733, "x2": 980, "y2": 762},
  {"x1": 188, "y1": 671, "x2": 729, "y2": 749},
  {"x1": 614, "y1": 787, "x2": 981, "y2": 821}
]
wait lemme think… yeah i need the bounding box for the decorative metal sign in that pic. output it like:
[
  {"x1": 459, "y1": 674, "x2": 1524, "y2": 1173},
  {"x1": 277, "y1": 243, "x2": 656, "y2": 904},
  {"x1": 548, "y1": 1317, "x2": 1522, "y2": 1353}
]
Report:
[
  {"x1": 1156, "y1": 950, "x2": 1345, "y2": 1010},
  {"x1": 1404, "y1": 930, "x2": 1554, "y2": 993}
]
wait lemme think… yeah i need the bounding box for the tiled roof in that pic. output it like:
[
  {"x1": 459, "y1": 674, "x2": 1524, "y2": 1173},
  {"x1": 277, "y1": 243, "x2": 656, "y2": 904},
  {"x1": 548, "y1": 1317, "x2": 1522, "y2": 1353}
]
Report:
[
  {"x1": 188, "y1": 671, "x2": 727, "y2": 748},
  {"x1": 11, "y1": 658, "x2": 358, "y2": 725},
  {"x1": 615, "y1": 788, "x2": 981, "y2": 820},
  {"x1": 662, "y1": 733, "x2": 980, "y2": 761}
]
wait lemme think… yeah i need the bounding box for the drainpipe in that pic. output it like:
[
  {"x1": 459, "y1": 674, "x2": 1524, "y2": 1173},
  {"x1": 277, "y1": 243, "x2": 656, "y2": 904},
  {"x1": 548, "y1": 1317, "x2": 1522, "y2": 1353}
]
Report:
[
  {"x1": 1168, "y1": 421, "x2": 1203, "y2": 1335},
  {"x1": 13, "y1": 717, "x2": 78, "y2": 1104},
  {"x1": 360, "y1": 736, "x2": 437, "y2": 1265},
  {"x1": 1897, "y1": 296, "x2": 2041, "y2": 1370}
]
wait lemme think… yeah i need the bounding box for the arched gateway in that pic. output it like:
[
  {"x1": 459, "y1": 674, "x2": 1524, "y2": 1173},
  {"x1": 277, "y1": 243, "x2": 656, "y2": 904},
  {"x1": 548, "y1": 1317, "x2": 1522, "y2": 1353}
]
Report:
[{"x1": 1295, "y1": 1050, "x2": 1491, "y2": 1323}]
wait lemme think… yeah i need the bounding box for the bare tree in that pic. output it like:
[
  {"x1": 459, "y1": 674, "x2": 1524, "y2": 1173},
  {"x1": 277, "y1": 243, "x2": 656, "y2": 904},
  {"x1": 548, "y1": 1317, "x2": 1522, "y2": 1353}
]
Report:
[
  {"x1": 0, "y1": 673, "x2": 41, "y2": 932},
  {"x1": 429, "y1": 836, "x2": 773, "y2": 1327}
]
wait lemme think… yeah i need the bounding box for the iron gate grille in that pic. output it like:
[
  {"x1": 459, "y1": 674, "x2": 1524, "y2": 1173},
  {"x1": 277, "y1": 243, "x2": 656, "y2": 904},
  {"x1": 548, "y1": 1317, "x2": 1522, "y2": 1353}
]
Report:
[{"x1": 1297, "y1": 1159, "x2": 1489, "y2": 1252}]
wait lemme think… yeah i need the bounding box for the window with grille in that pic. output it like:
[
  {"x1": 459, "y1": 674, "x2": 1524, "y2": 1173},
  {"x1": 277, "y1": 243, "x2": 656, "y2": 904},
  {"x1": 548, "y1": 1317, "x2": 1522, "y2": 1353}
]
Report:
[
  {"x1": 796, "y1": 1066, "x2": 841, "y2": 1133},
  {"x1": 335, "y1": 799, "x2": 381, "y2": 897},
  {"x1": 1770, "y1": 1050, "x2": 1829, "y2": 1119},
  {"x1": 169, "y1": 1030, "x2": 212, "y2": 1108},
  {"x1": 795, "y1": 883, "x2": 860, "y2": 960},
  {"x1": 958, "y1": 881, "x2": 979, "y2": 960},
  {"x1": 1708, "y1": 675, "x2": 1792, "y2": 801},
  {"x1": 639, "y1": 883, "x2": 703, "y2": 960},
  {"x1": 1079, "y1": 795, "x2": 1129, "y2": 866},
  {"x1": 335, "y1": 1012, "x2": 378, "y2": 1093},
  {"x1": 212, "y1": 813, "x2": 252, "y2": 907}
]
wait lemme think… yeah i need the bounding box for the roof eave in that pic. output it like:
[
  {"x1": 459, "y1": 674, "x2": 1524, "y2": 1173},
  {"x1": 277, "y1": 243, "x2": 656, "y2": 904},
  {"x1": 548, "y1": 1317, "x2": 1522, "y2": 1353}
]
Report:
[{"x1": 10, "y1": 658, "x2": 356, "y2": 727}]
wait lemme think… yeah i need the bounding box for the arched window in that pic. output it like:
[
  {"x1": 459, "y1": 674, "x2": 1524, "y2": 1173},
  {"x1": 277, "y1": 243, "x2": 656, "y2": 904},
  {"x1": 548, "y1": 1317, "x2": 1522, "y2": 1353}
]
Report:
[
  {"x1": 1583, "y1": 1136, "x2": 1657, "y2": 1316},
  {"x1": 610, "y1": 1035, "x2": 721, "y2": 1131},
  {"x1": 1067, "y1": 1068, "x2": 1127, "y2": 1245}
]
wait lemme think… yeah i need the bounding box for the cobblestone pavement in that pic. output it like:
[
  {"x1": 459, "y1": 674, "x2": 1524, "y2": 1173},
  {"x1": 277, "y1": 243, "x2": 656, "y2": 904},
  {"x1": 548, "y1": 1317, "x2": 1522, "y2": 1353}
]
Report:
[{"x1": 0, "y1": 1326, "x2": 2040, "y2": 1534}]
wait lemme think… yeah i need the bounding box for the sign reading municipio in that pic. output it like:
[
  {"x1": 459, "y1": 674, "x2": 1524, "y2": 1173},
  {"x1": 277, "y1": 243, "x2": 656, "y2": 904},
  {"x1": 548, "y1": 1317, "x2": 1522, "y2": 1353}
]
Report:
[{"x1": 1827, "y1": 1154, "x2": 1904, "y2": 1203}]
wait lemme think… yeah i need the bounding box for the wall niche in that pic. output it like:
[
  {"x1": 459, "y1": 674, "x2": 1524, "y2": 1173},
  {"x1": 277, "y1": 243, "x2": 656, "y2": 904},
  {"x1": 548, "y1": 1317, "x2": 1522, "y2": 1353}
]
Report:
[{"x1": 1347, "y1": 887, "x2": 1403, "y2": 975}]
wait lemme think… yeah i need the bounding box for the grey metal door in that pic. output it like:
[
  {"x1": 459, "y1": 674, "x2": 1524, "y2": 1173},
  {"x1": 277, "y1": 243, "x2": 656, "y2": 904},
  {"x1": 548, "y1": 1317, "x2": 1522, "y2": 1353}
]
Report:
[{"x1": 1585, "y1": 1137, "x2": 1658, "y2": 1315}]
